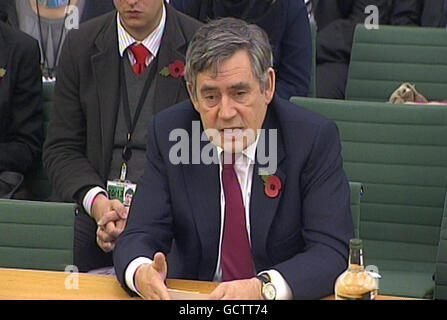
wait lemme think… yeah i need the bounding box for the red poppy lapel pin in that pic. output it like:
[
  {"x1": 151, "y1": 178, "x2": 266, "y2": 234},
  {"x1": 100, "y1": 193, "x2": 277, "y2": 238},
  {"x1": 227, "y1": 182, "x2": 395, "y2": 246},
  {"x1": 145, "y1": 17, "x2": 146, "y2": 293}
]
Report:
[
  {"x1": 159, "y1": 60, "x2": 185, "y2": 78},
  {"x1": 261, "y1": 173, "x2": 282, "y2": 198},
  {"x1": 0, "y1": 68, "x2": 6, "y2": 83}
]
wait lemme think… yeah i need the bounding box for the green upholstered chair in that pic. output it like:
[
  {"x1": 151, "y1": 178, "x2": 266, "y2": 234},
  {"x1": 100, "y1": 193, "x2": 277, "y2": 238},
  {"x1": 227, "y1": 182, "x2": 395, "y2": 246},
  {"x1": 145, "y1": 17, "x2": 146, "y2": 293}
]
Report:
[
  {"x1": 0, "y1": 199, "x2": 76, "y2": 271},
  {"x1": 290, "y1": 96, "x2": 447, "y2": 298},
  {"x1": 350, "y1": 181, "x2": 363, "y2": 239},
  {"x1": 435, "y1": 193, "x2": 447, "y2": 299},
  {"x1": 345, "y1": 25, "x2": 447, "y2": 102},
  {"x1": 23, "y1": 81, "x2": 55, "y2": 200},
  {"x1": 308, "y1": 21, "x2": 317, "y2": 98}
]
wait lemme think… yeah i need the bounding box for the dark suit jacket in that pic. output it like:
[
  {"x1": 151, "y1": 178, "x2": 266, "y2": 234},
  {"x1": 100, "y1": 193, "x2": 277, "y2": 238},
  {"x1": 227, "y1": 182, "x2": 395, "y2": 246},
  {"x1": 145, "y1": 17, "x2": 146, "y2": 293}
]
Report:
[
  {"x1": 170, "y1": 0, "x2": 312, "y2": 100},
  {"x1": 0, "y1": 21, "x2": 43, "y2": 174},
  {"x1": 421, "y1": 0, "x2": 447, "y2": 27},
  {"x1": 42, "y1": 5, "x2": 202, "y2": 204},
  {"x1": 390, "y1": 0, "x2": 446, "y2": 27},
  {"x1": 316, "y1": 0, "x2": 392, "y2": 64},
  {"x1": 0, "y1": 0, "x2": 115, "y2": 27},
  {"x1": 114, "y1": 95, "x2": 354, "y2": 299}
]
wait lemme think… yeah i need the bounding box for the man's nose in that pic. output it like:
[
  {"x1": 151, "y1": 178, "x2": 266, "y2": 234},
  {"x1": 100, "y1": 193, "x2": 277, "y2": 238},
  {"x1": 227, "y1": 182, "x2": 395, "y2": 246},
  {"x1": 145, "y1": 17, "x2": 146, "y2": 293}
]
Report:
[
  {"x1": 218, "y1": 95, "x2": 237, "y2": 120},
  {"x1": 126, "y1": 0, "x2": 138, "y2": 6}
]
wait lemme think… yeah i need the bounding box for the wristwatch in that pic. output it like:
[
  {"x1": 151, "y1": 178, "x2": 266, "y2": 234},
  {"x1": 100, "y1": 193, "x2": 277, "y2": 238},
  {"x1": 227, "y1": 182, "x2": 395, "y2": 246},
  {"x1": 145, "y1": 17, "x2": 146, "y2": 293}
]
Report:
[{"x1": 257, "y1": 273, "x2": 277, "y2": 300}]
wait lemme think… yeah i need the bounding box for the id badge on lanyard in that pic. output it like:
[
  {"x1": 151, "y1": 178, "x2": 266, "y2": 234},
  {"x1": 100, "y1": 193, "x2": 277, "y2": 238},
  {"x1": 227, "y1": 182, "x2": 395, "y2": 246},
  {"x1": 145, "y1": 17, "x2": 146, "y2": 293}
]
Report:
[{"x1": 106, "y1": 56, "x2": 157, "y2": 207}]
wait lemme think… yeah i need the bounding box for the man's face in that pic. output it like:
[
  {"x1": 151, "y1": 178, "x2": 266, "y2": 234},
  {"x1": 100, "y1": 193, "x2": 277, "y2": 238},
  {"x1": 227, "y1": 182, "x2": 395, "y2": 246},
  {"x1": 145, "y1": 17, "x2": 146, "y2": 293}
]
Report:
[
  {"x1": 189, "y1": 50, "x2": 275, "y2": 153},
  {"x1": 114, "y1": 0, "x2": 163, "y2": 39}
]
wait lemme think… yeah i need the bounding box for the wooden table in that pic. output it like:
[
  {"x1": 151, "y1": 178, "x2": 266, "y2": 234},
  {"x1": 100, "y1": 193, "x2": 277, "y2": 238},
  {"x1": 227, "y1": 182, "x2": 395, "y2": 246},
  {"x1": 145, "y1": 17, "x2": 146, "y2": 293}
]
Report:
[
  {"x1": 0, "y1": 267, "x2": 217, "y2": 300},
  {"x1": 0, "y1": 267, "x2": 417, "y2": 300}
]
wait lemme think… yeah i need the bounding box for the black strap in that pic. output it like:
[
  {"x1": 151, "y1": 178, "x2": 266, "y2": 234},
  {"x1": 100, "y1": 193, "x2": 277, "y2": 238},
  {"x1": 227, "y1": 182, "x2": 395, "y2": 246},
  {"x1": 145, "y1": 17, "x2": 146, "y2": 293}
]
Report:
[
  {"x1": 35, "y1": 0, "x2": 71, "y2": 79},
  {"x1": 119, "y1": 54, "x2": 159, "y2": 162}
]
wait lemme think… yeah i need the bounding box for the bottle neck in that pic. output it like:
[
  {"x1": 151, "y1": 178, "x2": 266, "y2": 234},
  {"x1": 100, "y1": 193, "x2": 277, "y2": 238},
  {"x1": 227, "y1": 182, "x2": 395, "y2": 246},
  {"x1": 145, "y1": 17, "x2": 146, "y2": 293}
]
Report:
[{"x1": 348, "y1": 248, "x2": 364, "y2": 270}]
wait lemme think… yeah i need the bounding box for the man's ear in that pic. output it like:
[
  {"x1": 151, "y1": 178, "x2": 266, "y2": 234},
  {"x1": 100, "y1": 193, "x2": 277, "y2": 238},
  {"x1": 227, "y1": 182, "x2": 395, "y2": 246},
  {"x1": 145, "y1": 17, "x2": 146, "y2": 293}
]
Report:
[{"x1": 264, "y1": 67, "x2": 276, "y2": 104}]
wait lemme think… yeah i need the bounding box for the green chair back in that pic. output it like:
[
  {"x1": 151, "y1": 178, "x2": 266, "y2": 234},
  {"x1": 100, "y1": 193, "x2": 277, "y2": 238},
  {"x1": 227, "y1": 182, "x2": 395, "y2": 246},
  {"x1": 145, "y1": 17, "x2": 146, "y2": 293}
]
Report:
[
  {"x1": 0, "y1": 199, "x2": 76, "y2": 271},
  {"x1": 290, "y1": 96, "x2": 447, "y2": 298},
  {"x1": 23, "y1": 81, "x2": 55, "y2": 200},
  {"x1": 345, "y1": 25, "x2": 447, "y2": 102}
]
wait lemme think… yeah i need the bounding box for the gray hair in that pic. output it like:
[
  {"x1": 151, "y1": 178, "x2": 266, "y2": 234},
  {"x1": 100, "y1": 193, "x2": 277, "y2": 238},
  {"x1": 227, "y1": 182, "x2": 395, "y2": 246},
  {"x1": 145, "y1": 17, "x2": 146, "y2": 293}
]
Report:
[{"x1": 185, "y1": 17, "x2": 274, "y2": 98}]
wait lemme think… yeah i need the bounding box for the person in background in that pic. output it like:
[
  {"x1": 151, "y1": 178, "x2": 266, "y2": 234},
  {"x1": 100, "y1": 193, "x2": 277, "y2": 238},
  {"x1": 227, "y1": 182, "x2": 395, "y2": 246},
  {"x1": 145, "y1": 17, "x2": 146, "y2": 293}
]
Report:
[
  {"x1": 0, "y1": 16, "x2": 43, "y2": 199},
  {"x1": 43, "y1": 0, "x2": 202, "y2": 272},
  {"x1": 390, "y1": 0, "x2": 447, "y2": 27},
  {"x1": 0, "y1": 0, "x2": 115, "y2": 79},
  {"x1": 169, "y1": 0, "x2": 312, "y2": 100},
  {"x1": 114, "y1": 17, "x2": 353, "y2": 300},
  {"x1": 313, "y1": 0, "x2": 392, "y2": 99}
]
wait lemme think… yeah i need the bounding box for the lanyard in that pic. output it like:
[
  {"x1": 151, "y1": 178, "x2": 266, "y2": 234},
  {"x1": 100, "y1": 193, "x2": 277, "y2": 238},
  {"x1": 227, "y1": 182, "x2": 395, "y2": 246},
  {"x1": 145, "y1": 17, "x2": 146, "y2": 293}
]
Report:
[
  {"x1": 118, "y1": 55, "x2": 159, "y2": 180},
  {"x1": 35, "y1": 0, "x2": 71, "y2": 79}
]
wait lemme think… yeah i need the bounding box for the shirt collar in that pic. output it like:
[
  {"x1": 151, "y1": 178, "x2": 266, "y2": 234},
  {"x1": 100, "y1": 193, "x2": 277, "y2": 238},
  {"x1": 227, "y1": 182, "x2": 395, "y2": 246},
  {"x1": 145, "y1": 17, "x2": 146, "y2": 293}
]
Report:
[
  {"x1": 216, "y1": 133, "x2": 260, "y2": 165},
  {"x1": 116, "y1": 4, "x2": 166, "y2": 58}
]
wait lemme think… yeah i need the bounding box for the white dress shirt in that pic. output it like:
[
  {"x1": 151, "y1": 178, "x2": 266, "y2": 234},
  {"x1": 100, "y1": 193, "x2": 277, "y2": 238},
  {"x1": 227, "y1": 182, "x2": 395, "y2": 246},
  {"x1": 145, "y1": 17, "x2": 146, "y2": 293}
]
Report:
[{"x1": 125, "y1": 140, "x2": 293, "y2": 300}]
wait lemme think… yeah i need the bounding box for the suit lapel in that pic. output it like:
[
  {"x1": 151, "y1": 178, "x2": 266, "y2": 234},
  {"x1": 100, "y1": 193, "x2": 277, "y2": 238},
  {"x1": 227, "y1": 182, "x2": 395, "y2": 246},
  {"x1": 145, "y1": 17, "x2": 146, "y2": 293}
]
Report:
[
  {"x1": 91, "y1": 13, "x2": 121, "y2": 179},
  {"x1": 182, "y1": 122, "x2": 221, "y2": 280},
  {"x1": 152, "y1": 5, "x2": 190, "y2": 115},
  {"x1": 249, "y1": 104, "x2": 286, "y2": 269}
]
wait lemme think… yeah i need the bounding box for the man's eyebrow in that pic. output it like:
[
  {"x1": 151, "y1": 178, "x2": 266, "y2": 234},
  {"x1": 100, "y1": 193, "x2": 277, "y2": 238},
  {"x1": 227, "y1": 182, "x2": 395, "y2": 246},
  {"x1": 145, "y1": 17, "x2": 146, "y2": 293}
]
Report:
[
  {"x1": 200, "y1": 85, "x2": 218, "y2": 93},
  {"x1": 229, "y1": 82, "x2": 251, "y2": 90}
]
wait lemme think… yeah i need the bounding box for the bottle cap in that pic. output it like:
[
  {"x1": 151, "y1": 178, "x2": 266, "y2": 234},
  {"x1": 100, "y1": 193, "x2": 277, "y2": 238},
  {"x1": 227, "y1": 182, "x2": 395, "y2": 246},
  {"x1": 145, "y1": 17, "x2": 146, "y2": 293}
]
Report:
[{"x1": 349, "y1": 238, "x2": 363, "y2": 249}]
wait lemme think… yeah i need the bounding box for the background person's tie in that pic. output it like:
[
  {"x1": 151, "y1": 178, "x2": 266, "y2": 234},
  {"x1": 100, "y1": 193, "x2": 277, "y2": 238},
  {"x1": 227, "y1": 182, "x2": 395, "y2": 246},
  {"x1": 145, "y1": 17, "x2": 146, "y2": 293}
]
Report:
[
  {"x1": 221, "y1": 153, "x2": 255, "y2": 281},
  {"x1": 129, "y1": 43, "x2": 150, "y2": 75}
]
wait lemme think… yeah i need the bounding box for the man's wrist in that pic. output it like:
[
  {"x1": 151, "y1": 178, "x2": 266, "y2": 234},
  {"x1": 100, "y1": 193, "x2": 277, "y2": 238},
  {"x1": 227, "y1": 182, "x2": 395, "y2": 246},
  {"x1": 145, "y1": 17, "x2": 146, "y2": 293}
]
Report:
[
  {"x1": 83, "y1": 186, "x2": 108, "y2": 217},
  {"x1": 125, "y1": 257, "x2": 153, "y2": 295}
]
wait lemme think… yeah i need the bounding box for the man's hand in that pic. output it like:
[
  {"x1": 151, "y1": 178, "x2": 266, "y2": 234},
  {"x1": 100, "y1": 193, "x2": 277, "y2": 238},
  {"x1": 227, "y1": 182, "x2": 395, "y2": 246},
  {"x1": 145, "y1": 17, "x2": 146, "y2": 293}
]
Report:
[
  {"x1": 209, "y1": 278, "x2": 263, "y2": 300},
  {"x1": 134, "y1": 252, "x2": 170, "y2": 300},
  {"x1": 91, "y1": 194, "x2": 128, "y2": 252}
]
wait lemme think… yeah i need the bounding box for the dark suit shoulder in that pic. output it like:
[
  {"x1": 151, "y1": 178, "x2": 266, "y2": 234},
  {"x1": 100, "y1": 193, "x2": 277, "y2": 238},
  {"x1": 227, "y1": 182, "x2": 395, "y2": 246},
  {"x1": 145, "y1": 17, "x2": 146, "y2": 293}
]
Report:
[
  {"x1": 0, "y1": 21, "x2": 39, "y2": 50},
  {"x1": 272, "y1": 95, "x2": 332, "y2": 128},
  {"x1": 153, "y1": 99, "x2": 200, "y2": 132},
  {"x1": 66, "y1": 11, "x2": 116, "y2": 45}
]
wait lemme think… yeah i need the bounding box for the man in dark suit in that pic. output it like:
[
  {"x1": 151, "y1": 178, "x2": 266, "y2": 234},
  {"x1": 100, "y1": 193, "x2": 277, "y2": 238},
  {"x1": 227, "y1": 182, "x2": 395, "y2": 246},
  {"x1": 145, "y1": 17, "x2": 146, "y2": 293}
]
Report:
[
  {"x1": 314, "y1": 0, "x2": 392, "y2": 99},
  {"x1": 43, "y1": 0, "x2": 202, "y2": 272},
  {"x1": 0, "y1": 19, "x2": 43, "y2": 199},
  {"x1": 114, "y1": 17, "x2": 354, "y2": 300}
]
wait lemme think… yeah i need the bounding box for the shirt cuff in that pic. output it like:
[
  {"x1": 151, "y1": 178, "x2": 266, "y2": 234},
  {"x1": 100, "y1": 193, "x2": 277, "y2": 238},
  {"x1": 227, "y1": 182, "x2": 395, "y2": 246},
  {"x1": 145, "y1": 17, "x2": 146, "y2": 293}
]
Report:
[
  {"x1": 259, "y1": 269, "x2": 293, "y2": 300},
  {"x1": 125, "y1": 257, "x2": 153, "y2": 295},
  {"x1": 82, "y1": 186, "x2": 108, "y2": 216}
]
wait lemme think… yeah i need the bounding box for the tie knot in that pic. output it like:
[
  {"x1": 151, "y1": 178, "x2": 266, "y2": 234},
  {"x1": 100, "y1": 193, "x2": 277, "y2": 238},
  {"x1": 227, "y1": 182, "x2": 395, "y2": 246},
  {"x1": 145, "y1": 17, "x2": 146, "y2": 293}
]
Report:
[{"x1": 129, "y1": 43, "x2": 150, "y2": 64}]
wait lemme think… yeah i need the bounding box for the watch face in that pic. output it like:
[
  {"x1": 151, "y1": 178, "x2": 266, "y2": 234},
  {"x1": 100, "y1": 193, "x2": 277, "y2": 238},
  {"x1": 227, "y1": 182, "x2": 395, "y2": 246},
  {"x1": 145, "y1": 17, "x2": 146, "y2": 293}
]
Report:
[{"x1": 263, "y1": 283, "x2": 276, "y2": 300}]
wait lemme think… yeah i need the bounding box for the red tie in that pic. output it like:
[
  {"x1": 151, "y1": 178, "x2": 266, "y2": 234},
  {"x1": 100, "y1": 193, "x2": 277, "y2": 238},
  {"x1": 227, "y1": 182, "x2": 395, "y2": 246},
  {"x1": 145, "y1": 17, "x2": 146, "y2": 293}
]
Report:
[
  {"x1": 221, "y1": 153, "x2": 255, "y2": 281},
  {"x1": 129, "y1": 43, "x2": 150, "y2": 75}
]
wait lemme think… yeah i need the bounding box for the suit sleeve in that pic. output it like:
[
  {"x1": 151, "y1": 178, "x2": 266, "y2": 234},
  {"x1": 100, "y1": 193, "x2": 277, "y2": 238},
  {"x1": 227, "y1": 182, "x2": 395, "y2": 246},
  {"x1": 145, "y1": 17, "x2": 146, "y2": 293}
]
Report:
[
  {"x1": 274, "y1": 120, "x2": 354, "y2": 299},
  {"x1": 275, "y1": 0, "x2": 312, "y2": 99},
  {"x1": 42, "y1": 31, "x2": 105, "y2": 203},
  {"x1": 114, "y1": 116, "x2": 174, "y2": 290},
  {"x1": 0, "y1": 36, "x2": 43, "y2": 173}
]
